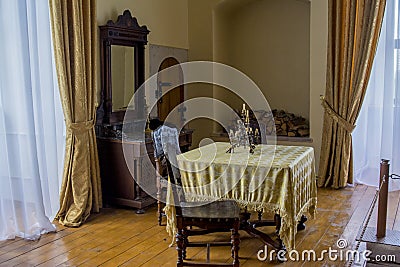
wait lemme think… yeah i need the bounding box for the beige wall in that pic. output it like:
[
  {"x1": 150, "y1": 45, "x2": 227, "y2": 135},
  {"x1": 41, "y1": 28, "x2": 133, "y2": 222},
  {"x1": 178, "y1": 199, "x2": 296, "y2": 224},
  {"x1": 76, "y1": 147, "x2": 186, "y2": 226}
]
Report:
[
  {"x1": 187, "y1": 0, "x2": 328, "y2": 171},
  {"x1": 97, "y1": 0, "x2": 188, "y2": 49},
  {"x1": 96, "y1": 0, "x2": 189, "y2": 99},
  {"x1": 309, "y1": 0, "x2": 328, "y2": 171},
  {"x1": 185, "y1": 0, "x2": 220, "y2": 147},
  {"x1": 96, "y1": 0, "x2": 328, "y2": 172},
  {"x1": 215, "y1": 0, "x2": 310, "y2": 120},
  {"x1": 266, "y1": 0, "x2": 328, "y2": 171}
]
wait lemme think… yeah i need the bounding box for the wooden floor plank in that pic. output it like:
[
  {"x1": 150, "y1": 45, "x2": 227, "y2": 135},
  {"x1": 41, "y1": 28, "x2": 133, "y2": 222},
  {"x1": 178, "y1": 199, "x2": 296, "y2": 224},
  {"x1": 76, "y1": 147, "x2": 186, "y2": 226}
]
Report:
[
  {"x1": 393, "y1": 191, "x2": 400, "y2": 231},
  {"x1": 386, "y1": 190, "x2": 400, "y2": 230},
  {"x1": 38, "y1": 210, "x2": 151, "y2": 267},
  {"x1": 0, "y1": 208, "x2": 115, "y2": 261},
  {"x1": 72, "y1": 222, "x2": 166, "y2": 266},
  {"x1": 3, "y1": 209, "x2": 130, "y2": 266},
  {"x1": 1, "y1": 184, "x2": 399, "y2": 266}
]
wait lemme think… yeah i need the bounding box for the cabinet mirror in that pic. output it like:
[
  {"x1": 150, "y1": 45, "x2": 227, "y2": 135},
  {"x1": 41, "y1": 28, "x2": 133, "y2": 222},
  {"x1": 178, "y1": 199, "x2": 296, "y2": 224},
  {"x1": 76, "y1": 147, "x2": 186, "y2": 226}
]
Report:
[
  {"x1": 111, "y1": 45, "x2": 135, "y2": 112},
  {"x1": 97, "y1": 10, "x2": 149, "y2": 126}
]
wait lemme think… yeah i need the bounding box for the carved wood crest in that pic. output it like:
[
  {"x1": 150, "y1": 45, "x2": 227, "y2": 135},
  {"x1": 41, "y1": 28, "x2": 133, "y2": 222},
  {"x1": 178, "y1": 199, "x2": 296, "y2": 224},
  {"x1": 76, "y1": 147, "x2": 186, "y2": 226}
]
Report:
[{"x1": 106, "y1": 10, "x2": 149, "y2": 33}]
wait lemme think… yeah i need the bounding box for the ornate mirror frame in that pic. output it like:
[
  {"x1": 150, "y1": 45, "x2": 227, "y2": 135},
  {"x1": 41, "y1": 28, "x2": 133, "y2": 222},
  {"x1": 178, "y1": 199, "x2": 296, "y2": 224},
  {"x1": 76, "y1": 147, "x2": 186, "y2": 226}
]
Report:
[{"x1": 97, "y1": 10, "x2": 150, "y2": 126}]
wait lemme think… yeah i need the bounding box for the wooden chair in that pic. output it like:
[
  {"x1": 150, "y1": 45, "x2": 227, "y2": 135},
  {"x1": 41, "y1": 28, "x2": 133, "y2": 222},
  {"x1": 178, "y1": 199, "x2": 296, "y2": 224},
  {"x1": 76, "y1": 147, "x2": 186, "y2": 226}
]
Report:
[
  {"x1": 150, "y1": 118, "x2": 169, "y2": 225},
  {"x1": 155, "y1": 156, "x2": 240, "y2": 267},
  {"x1": 155, "y1": 156, "x2": 168, "y2": 225},
  {"x1": 152, "y1": 127, "x2": 240, "y2": 267}
]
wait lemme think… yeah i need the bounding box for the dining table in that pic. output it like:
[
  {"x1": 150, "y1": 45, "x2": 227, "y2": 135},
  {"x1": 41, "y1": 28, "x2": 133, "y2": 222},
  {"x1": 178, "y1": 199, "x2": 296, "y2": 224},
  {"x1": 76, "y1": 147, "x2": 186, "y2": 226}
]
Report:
[{"x1": 165, "y1": 142, "x2": 317, "y2": 251}]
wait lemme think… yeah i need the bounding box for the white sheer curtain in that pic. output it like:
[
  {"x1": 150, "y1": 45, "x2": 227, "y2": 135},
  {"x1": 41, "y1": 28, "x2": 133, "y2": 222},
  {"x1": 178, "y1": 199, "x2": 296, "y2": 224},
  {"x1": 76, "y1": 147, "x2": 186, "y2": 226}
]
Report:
[
  {"x1": 0, "y1": 0, "x2": 65, "y2": 240},
  {"x1": 353, "y1": 0, "x2": 400, "y2": 191}
]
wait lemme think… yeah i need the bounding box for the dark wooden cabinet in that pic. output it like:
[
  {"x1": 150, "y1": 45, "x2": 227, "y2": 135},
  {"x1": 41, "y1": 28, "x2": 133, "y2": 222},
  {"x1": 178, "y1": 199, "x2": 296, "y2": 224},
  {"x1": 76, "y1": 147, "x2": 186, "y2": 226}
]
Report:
[
  {"x1": 96, "y1": 10, "x2": 152, "y2": 210},
  {"x1": 97, "y1": 130, "x2": 192, "y2": 210},
  {"x1": 96, "y1": 10, "x2": 193, "y2": 210}
]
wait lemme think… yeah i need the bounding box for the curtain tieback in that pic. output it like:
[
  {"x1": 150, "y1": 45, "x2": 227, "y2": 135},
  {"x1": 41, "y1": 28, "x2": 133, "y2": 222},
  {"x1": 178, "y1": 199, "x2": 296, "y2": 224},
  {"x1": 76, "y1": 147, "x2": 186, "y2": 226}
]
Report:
[
  {"x1": 320, "y1": 96, "x2": 355, "y2": 133},
  {"x1": 68, "y1": 119, "x2": 95, "y2": 135}
]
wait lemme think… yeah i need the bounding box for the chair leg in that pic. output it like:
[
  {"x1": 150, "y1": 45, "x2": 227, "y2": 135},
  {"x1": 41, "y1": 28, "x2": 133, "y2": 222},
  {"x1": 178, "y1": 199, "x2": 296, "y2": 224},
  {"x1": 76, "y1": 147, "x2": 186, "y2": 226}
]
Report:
[
  {"x1": 182, "y1": 228, "x2": 188, "y2": 260},
  {"x1": 176, "y1": 228, "x2": 184, "y2": 267},
  {"x1": 157, "y1": 179, "x2": 162, "y2": 226},
  {"x1": 231, "y1": 220, "x2": 240, "y2": 267},
  {"x1": 157, "y1": 201, "x2": 163, "y2": 226}
]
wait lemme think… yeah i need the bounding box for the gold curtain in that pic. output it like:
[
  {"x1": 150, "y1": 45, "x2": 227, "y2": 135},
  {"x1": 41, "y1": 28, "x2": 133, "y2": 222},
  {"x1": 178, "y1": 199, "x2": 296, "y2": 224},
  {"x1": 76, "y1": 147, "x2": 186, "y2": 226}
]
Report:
[
  {"x1": 318, "y1": 0, "x2": 386, "y2": 188},
  {"x1": 49, "y1": 0, "x2": 102, "y2": 226}
]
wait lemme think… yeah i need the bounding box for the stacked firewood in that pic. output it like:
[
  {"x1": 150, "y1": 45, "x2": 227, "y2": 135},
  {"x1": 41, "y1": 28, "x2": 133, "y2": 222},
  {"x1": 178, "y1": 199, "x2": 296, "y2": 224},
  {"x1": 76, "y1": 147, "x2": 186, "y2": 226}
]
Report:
[{"x1": 253, "y1": 109, "x2": 310, "y2": 137}]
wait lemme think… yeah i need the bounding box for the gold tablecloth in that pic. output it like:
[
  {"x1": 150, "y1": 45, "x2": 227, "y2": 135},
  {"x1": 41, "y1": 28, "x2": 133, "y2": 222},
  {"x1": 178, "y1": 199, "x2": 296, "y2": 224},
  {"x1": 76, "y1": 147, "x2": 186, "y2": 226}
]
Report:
[{"x1": 168, "y1": 142, "x2": 317, "y2": 251}]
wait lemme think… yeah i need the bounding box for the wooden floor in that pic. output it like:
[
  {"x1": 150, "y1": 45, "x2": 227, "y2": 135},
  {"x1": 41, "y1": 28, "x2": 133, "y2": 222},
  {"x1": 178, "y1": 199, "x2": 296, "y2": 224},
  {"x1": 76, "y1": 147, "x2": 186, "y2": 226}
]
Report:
[{"x1": 1, "y1": 184, "x2": 400, "y2": 267}]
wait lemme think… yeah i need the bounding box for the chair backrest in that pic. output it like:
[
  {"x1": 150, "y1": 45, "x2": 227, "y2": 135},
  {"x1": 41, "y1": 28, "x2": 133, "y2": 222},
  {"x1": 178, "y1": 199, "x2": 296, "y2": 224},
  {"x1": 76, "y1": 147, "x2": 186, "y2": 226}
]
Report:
[
  {"x1": 152, "y1": 124, "x2": 181, "y2": 176},
  {"x1": 151, "y1": 124, "x2": 184, "y2": 210}
]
